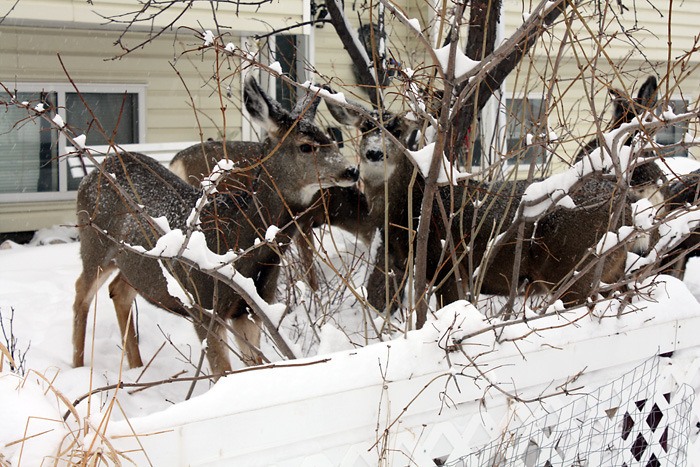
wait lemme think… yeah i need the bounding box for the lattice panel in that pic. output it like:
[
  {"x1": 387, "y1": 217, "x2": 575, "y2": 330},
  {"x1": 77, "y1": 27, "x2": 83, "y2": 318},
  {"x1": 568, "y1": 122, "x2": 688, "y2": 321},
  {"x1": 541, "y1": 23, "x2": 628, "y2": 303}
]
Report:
[{"x1": 447, "y1": 358, "x2": 694, "y2": 467}]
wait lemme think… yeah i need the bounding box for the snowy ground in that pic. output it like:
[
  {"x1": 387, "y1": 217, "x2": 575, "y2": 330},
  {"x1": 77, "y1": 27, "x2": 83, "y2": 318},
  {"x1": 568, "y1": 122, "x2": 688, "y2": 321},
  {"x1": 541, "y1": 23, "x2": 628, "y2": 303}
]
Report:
[{"x1": 2, "y1": 225, "x2": 700, "y2": 464}]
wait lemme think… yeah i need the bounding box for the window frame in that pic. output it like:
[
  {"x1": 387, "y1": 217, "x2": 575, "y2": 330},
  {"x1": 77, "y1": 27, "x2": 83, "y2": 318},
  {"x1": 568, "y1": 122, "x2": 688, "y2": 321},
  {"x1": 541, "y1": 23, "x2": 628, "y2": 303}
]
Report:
[
  {"x1": 503, "y1": 94, "x2": 547, "y2": 166},
  {"x1": 0, "y1": 82, "x2": 146, "y2": 203},
  {"x1": 655, "y1": 97, "x2": 690, "y2": 158}
]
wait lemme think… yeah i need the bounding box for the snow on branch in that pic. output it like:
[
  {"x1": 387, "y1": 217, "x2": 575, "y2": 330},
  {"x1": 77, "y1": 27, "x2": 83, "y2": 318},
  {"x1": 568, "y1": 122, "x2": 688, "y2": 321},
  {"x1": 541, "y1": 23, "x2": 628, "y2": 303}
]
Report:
[
  {"x1": 433, "y1": 44, "x2": 480, "y2": 80},
  {"x1": 407, "y1": 143, "x2": 470, "y2": 185}
]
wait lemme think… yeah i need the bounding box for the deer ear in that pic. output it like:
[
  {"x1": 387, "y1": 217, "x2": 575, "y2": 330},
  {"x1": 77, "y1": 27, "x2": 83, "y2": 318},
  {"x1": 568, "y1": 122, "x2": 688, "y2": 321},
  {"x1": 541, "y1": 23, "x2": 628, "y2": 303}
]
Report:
[
  {"x1": 244, "y1": 75, "x2": 284, "y2": 136},
  {"x1": 323, "y1": 88, "x2": 364, "y2": 128},
  {"x1": 609, "y1": 87, "x2": 627, "y2": 123},
  {"x1": 609, "y1": 87, "x2": 623, "y2": 100},
  {"x1": 637, "y1": 75, "x2": 658, "y2": 108},
  {"x1": 292, "y1": 87, "x2": 321, "y2": 122}
]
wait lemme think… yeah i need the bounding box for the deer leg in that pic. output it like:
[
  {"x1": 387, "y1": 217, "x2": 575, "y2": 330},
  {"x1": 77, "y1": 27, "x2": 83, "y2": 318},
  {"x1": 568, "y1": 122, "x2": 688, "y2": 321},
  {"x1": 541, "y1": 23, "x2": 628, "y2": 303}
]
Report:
[
  {"x1": 232, "y1": 313, "x2": 262, "y2": 367},
  {"x1": 193, "y1": 317, "x2": 233, "y2": 377},
  {"x1": 366, "y1": 239, "x2": 405, "y2": 313},
  {"x1": 108, "y1": 273, "x2": 143, "y2": 369},
  {"x1": 72, "y1": 263, "x2": 116, "y2": 367},
  {"x1": 295, "y1": 231, "x2": 319, "y2": 291}
]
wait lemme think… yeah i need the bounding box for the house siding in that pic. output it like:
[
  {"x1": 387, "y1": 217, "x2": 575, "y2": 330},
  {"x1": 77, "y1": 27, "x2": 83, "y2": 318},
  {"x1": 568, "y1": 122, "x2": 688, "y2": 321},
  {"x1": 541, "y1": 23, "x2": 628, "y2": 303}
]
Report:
[
  {"x1": 0, "y1": 1, "x2": 697, "y2": 233},
  {"x1": 0, "y1": 2, "x2": 304, "y2": 233}
]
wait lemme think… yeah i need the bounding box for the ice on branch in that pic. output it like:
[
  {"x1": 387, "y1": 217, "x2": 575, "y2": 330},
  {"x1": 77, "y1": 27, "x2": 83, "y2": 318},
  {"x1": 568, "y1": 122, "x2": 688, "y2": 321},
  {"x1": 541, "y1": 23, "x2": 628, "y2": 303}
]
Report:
[
  {"x1": 201, "y1": 158, "x2": 236, "y2": 192},
  {"x1": 73, "y1": 134, "x2": 87, "y2": 149},
  {"x1": 265, "y1": 225, "x2": 280, "y2": 243},
  {"x1": 52, "y1": 114, "x2": 65, "y2": 128},
  {"x1": 301, "y1": 82, "x2": 348, "y2": 104},
  {"x1": 407, "y1": 18, "x2": 421, "y2": 32},
  {"x1": 269, "y1": 61, "x2": 282, "y2": 74}
]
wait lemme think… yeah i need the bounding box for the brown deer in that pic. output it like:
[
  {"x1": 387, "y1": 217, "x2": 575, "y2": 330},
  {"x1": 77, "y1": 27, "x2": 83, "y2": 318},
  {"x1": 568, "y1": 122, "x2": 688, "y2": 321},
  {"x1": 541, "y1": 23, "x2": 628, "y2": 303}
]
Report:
[
  {"x1": 169, "y1": 116, "x2": 372, "y2": 292},
  {"x1": 327, "y1": 100, "x2": 639, "y2": 317},
  {"x1": 72, "y1": 76, "x2": 360, "y2": 375},
  {"x1": 657, "y1": 168, "x2": 700, "y2": 277},
  {"x1": 576, "y1": 76, "x2": 667, "y2": 204}
]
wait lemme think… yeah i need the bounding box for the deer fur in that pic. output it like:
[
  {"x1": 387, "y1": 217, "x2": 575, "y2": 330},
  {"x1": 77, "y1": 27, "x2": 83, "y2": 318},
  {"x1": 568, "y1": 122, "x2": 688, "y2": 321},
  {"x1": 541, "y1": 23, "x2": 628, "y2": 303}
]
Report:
[
  {"x1": 327, "y1": 101, "x2": 637, "y2": 315},
  {"x1": 169, "y1": 139, "x2": 372, "y2": 291},
  {"x1": 72, "y1": 76, "x2": 359, "y2": 375},
  {"x1": 658, "y1": 168, "x2": 700, "y2": 277}
]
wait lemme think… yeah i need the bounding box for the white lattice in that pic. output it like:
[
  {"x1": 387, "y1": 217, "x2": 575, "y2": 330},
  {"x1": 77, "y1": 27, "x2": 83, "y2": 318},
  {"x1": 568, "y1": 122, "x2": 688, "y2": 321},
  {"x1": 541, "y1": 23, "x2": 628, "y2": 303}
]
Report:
[{"x1": 447, "y1": 358, "x2": 694, "y2": 467}]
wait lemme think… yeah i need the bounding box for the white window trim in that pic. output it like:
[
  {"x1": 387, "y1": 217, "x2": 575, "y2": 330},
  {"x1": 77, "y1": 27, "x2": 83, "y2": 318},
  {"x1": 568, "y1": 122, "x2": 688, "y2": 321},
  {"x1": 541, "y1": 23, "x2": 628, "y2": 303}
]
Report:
[{"x1": 0, "y1": 82, "x2": 146, "y2": 203}]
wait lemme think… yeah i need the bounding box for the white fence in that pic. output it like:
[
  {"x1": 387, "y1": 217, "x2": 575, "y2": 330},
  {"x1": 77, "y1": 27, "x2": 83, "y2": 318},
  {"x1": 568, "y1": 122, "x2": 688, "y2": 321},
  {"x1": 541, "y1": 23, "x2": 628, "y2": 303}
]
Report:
[{"x1": 104, "y1": 286, "x2": 700, "y2": 467}]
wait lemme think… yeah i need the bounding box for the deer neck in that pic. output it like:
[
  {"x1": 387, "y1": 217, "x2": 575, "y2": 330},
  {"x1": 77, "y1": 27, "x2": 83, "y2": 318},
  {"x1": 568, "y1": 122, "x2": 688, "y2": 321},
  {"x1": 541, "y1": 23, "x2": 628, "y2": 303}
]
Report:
[
  {"x1": 363, "y1": 156, "x2": 421, "y2": 224},
  {"x1": 199, "y1": 151, "x2": 296, "y2": 258}
]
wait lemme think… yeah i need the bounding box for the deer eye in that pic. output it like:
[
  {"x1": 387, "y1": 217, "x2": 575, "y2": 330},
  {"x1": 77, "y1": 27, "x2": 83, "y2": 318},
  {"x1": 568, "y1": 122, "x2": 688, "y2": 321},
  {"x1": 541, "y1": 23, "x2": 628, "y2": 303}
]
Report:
[{"x1": 299, "y1": 143, "x2": 315, "y2": 153}]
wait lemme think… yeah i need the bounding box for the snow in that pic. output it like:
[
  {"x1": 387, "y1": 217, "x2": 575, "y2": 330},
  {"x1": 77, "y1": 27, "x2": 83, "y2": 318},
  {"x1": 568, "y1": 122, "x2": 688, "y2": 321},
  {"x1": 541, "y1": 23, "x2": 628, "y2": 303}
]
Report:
[
  {"x1": 3, "y1": 225, "x2": 700, "y2": 463},
  {"x1": 268, "y1": 61, "x2": 282, "y2": 75},
  {"x1": 433, "y1": 44, "x2": 480, "y2": 79},
  {"x1": 407, "y1": 142, "x2": 470, "y2": 184},
  {"x1": 406, "y1": 17, "x2": 421, "y2": 32},
  {"x1": 73, "y1": 134, "x2": 87, "y2": 149},
  {"x1": 202, "y1": 30, "x2": 214, "y2": 46},
  {"x1": 51, "y1": 113, "x2": 65, "y2": 128},
  {"x1": 265, "y1": 225, "x2": 280, "y2": 242}
]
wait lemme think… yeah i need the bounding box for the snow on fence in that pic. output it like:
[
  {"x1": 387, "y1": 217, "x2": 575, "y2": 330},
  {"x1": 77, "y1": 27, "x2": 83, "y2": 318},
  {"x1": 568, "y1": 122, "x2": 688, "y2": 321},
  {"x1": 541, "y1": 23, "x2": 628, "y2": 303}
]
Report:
[{"x1": 103, "y1": 278, "x2": 700, "y2": 467}]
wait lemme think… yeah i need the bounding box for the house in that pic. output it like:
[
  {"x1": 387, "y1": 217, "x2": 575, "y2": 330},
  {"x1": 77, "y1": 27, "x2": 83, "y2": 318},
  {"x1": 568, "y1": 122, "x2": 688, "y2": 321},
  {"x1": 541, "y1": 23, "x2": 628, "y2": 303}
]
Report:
[{"x1": 1, "y1": 0, "x2": 697, "y2": 236}]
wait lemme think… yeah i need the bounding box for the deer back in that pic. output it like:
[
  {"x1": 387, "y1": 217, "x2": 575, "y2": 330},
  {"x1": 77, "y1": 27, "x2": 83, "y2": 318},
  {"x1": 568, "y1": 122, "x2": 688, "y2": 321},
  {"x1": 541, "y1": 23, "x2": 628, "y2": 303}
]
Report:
[{"x1": 170, "y1": 140, "x2": 263, "y2": 190}]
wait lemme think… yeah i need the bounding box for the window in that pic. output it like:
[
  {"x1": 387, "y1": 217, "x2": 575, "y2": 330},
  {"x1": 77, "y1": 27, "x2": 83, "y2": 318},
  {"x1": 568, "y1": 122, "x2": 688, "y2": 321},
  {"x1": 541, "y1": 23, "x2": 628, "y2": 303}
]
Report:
[
  {"x1": 0, "y1": 92, "x2": 58, "y2": 194},
  {"x1": 505, "y1": 97, "x2": 545, "y2": 165},
  {"x1": 456, "y1": 96, "x2": 547, "y2": 171},
  {"x1": 274, "y1": 34, "x2": 299, "y2": 111},
  {"x1": 656, "y1": 99, "x2": 689, "y2": 157},
  {"x1": 0, "y1": 84, "x2": 145, "y2": 201}
]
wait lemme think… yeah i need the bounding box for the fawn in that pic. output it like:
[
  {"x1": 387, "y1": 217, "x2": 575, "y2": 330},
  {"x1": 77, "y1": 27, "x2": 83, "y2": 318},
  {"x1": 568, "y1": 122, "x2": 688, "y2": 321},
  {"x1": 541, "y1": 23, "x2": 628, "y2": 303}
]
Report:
[{"x1": 72, "y1": 76, "x2": 359, "y2": 375}]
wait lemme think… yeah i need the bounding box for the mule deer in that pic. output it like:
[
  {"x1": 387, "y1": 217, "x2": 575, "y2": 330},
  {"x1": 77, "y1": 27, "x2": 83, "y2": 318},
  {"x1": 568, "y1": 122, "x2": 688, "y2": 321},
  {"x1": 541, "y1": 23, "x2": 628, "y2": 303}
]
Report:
[
  {"x1": 576, "y1": 76, "x2": 666, "y2": 203},
  {"x1": 73, "y1": 76, "x2": 359, "y2": 375},
  {"x1": 658, "y1": 168, "x2": 700, "y2": 277},
  {"x1": 169, "y1": 121, "x2": 372, "y2": 292},
  {"x1": 327, "y1": 100, "x2": 638, "y2": 317}
]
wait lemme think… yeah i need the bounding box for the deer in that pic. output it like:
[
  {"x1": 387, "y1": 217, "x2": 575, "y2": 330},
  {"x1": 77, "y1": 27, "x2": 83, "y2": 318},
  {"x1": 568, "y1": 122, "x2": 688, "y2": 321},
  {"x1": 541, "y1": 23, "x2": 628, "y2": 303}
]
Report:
[
  {"x1": 656, "y1": 168, "x2": 700, "y2": 277},
  {"x1": 169, "y1": 115, "x2": 373, "y2": 292},
  {"x1": 72, "y1": 76, "x2": 360, "y2": 376},
  {"x1": 575, "y1": 75, "x2": 667, "y2": 206},
  {"x1": 326, "y1": 99, "x2": 640, "y2": 319}
]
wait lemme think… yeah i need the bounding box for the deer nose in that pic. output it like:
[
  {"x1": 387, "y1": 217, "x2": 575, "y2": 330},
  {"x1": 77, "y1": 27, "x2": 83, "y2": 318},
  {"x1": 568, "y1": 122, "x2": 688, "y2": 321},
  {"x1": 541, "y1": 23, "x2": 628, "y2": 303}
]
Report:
[
  {"x1": 365, "y1": 149, "x2": 384, "y2": 162},
  {"x1": 344, "y1": 166, "x2": 360, "y2": 182}
]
